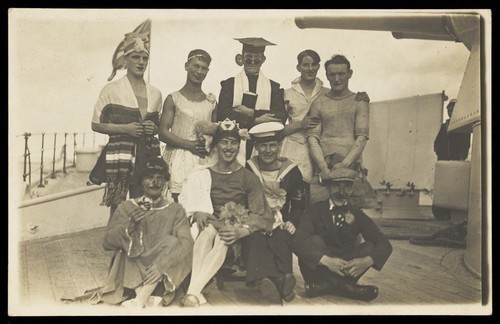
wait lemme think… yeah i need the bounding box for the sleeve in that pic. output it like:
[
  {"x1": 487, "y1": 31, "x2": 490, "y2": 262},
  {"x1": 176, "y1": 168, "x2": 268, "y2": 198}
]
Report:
[
  {"x1": 178, "y1": 170, "x2": 214, "y2": 217},
  {"x1": 356, "y1": 209, "x2": 393, "y2": 270},
  {"x1": 154, "y1": 206, "x2": 195, "y2": 276},
  {"x1": 92, "y1": 86, "x2": 110, "y2": 124},
  {"x1": 434, "y1": 124, "x2": 447, "y2": 155},
  {"x1": 305, "y1": 99, "x2": 322, "y2": 141},
  {"x1": 293, "y1": 205, "x2": 328, "y2": 269},
  {"x1": 282, "y1": 167, "x2": 308, "y2": 226},
  {"x1": 244, "y1": 171, "x2": 274, "y2": 232},
  {"x1": 102, "y1": 202, "x2": 136, "y2": 252},
  {"x1": 354, "y1": 98, "x2": 369, "y2": 139}
]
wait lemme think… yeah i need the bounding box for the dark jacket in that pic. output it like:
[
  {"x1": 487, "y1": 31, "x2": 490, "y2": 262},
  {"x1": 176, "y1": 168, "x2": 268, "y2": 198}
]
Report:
[
  {"x1": 294, "y1": 201, "x2": 392, "y2": 271},
  {"x1": 216, "y1": 75, "x2": 287, "y2": 130}
]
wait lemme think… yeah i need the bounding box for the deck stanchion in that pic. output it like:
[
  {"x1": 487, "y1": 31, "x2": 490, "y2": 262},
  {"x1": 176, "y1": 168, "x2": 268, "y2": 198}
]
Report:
[
  {"x1": 22, "y1": 132, "x2": 32, "y2": 184},
  {"x1": 73, "y1": 133, "x2": 77, "y2": 167},
  {"x1": 38, "y1": 133, "x2": 45, "y2": 188},
  {"x1": 63, "y1": 133, "x2": 67, "y2": 174},
  {"x1": 51, "y1": 133, "x2": 57, "y2": 178}
]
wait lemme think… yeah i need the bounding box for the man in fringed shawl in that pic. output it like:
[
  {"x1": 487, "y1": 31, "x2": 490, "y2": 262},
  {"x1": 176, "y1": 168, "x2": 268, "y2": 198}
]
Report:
[{"x1": 90, "y1": 32, "x2": 163, "y2": 217}]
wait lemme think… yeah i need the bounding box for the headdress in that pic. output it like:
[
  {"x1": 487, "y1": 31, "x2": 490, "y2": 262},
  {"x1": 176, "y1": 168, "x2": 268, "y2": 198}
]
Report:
[{"x1": 123, "y1": 32, "x2": 150, "y2": 56}]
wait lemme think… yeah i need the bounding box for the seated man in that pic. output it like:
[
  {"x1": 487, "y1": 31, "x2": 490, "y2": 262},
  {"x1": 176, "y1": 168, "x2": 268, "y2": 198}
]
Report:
[
  {"x1": 293, "y1": 167, "x2": 392, "y2": 302},
  {"x1": 244, "y1": 122, "x2": 309, "y2": 304},
  {"x1": 178, "y1": 118, "x2": 274, "y2": 307},
  {"x1": 99, "y1": 156, "x2": 194, "y2": 308}
]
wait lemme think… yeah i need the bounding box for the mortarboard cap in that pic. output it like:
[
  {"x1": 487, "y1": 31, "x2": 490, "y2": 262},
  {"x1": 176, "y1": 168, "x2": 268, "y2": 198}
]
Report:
[
  {"x1": 234, "y1": 37, "x2": 276, "y2": 53},
  {"x1": 249, "y1": 122, "x2": 284, "y2": 143}
]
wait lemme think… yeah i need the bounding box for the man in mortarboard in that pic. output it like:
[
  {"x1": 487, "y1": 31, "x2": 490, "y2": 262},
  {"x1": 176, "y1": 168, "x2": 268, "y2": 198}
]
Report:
[
  {"x1": 217, "y1": 37, "x2": 288, "y2": 160},
  {"x1": 243, "y1": 122, "x2": 309, "y2": 304},
  {"x1": 91, "y1": 32, "x2": 163, "y2": 218},
  {"x1": 293, "y1": 167, "x2": 393, "y2": 302}
]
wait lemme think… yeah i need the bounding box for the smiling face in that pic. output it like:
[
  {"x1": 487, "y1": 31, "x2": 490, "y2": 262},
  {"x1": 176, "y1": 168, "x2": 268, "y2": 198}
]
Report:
[
  {"x1": 326, "y1": 63, "x2": 352, "y2": 95},
  {"x1": 242, "y1": 51, "x2": 266, "y2": 75},
  {"x1": 297, "y1": 55, "x2": 320, "y2": 82},
  {"x1": 329, "y1": 180, "x2": 353, "y2": 204},
  {"x1": 125, "y1": 51, "x2": 149, "y2": 78},
  {"x1": 255, "y1": 140, "x2": 280, "y2": 166},
  {"x1": 185, "y1": 57, "x2": 210, "y2": 84},
  {"x1": 141, "y1": 173, "x2": 166, "y2": 200},
  {"x1": 215, "y1": 137, "x2": 240, "y2": 164}
]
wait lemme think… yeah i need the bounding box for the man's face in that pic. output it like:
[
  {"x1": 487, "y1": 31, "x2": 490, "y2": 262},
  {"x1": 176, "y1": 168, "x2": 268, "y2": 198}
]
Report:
[
  {"x1": 216, "y1": 137, "x2": 240, "y2": 163},
  {"x1": 297, "y1": 55, "x2": 320, "y2": 82},
  {"x1": 125, "y1": 51, "x2": 149, "y2": 78},
  {"x1": 185, "y1": 57, "x2": 210, "y2": 84},
  {"x1": 326, "y1": 63, "x2": 352, "y2": 94},
  {"x1": 142, "y1": 173, "x2": 166, "y2": 200},
  {"x1": 329, "y1": 180, "x2": 353, "y2": 202},
  {"x1": 243, "y1": 51, "x2": 265, "y2": 75},
  {"x1": 255, "y1": 140, "x2": 280, "y2": 165}
]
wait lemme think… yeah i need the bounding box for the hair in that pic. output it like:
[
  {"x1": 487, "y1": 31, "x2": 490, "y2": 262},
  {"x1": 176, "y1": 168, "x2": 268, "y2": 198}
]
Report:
[
  {"x1": 297, "y1": 49, "x2": 321, "y2": 65},
  {"x1": 324, "y1": 54, "x2": 351, "y2": 71},
  {"x1": 187, "y1": 49, "x2": 212, "y2": 64}
]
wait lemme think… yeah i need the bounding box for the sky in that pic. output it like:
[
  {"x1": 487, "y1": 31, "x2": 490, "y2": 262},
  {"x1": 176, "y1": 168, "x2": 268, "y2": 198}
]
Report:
[{"x1": 9, "y1": 9, "x2": 474, "y2": 160}]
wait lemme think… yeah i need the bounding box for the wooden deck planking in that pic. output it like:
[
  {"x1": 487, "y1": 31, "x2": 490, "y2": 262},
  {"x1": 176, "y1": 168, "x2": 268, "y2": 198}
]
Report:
[
  {"x1": 73, "y1": 233, "x2": 110, "y2": 286},
  {"x1": 17, "y1": 228, "x2": 482, "y2": 310},
  {"x1": 42, "y1": 240, "x2": 80, "y2": 303},
  {"x1": 58, "y1": 238, "x2": 99, "y2": 295},
  {"x1": 25, "y1": 243, "x2": 56, "y2": 306},
  {"x1": 17, "y1": 244, "x2": 30, "y2": 305},
  {"x1": 386, "y1": 251, "x2": 480, "y2": 300}
]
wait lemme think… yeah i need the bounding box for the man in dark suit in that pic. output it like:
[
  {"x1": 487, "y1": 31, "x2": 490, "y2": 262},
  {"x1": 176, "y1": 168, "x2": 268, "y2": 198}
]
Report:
[
  {"x1": 216, "y1": 38, "x2": 288, "y2": 160},
  {"x1": 293, "y1": 167, "x2": 392, "y2": 301}
]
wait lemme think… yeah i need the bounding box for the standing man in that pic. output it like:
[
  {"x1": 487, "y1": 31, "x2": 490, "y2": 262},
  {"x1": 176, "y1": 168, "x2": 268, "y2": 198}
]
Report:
[
  {"x1": 280, "y1": 49, "x2": 327, "y2": 184},
  {"x1": 90, "y1": 32, "x2": 163, "y2": 217},
  {"x1": 293, "y1": 167, "x2": 392, "y2": 302},
  {"x1": 432, "y1": 98, "x2": 471, "y2": 220},
  {"x1": 434, "y1": 99, "x2": 471, "y2": 161},
  {"x1": 159, "y1": 49, "x2": 216, "y2": 202},
  {"x1": 306, "y1": 54, "x2": 372, "y2": 207},
  {"x1": 217, "y1": 37, "x2": 288, "y2": 160}
]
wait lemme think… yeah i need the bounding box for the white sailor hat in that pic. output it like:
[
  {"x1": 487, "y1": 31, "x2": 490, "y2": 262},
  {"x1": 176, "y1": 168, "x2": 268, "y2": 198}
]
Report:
[{"x1": 248, "y1": 122, "x2": 284, "y2": 143}]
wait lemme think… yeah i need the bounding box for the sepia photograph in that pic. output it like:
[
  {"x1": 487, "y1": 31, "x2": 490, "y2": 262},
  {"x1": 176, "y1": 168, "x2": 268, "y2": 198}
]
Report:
[{"x1": 8, "y1": 9, "x2": 491, "y2": 316}]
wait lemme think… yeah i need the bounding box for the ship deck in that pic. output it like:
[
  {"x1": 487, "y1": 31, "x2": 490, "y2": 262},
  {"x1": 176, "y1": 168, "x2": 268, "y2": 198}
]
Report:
[
  {"x1": 13, "y1": 223, "x2": 484, "y2": 315},
  {"x1": 11, "y1": 168, "x2": 487, "y2": 315}
]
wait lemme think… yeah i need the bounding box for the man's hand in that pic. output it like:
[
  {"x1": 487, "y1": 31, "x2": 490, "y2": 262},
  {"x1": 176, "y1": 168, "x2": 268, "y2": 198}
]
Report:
[
  {"x1": 355, "y1": 91, "x2": 370, "y2": 102},
  {"x1": 143, "y1": 262, "x2": 162, "y2": 285},
  {"x1": 124, "y1": 122, "x2": 145, "y2": 137},
  {"x1": 319, "y1": 255, "x2": 349, "y2": 276},
  {"x1": 282, "y1": 221, "x2": 296, "y2": 235},
  {"x1": 193, "y1": 212, "x2": 216, "y2": 232},
  {"x1": 141, "y1": 120, "x2": 158, "y2": 136},
  {"x1": 342, "y1": 256, "x2": 373, "y2": 278},
  {"x1": 233, "y1": 105, "x2": 254, "y2": 117},
  {"x1": 300, "y1": 115, "x2": 321, "y2": 130},
  {"x1": 332, "y1": 161, "x2": 349, "y2": 171},
  {"x1": 319, "y1": 168, "x2": 333, "y2": 183},
  {"x1": 187, "y1": 140, "x2": 209, "y2": 158},
  {"x1": 218, "y1": 225, "x2": 247, "y2": 245},
  {"x1": 127, "y1": 207, "x2": 148, "y2": 233},
  {"x1": 255, "y1": 113, "x2": 281, "y2": 124}
]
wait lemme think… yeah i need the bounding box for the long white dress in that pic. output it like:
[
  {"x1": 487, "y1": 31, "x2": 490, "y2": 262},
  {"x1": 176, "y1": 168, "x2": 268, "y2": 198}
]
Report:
[{"x1": 163, "y1": 91, "x2": 216, "y2": 195}]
